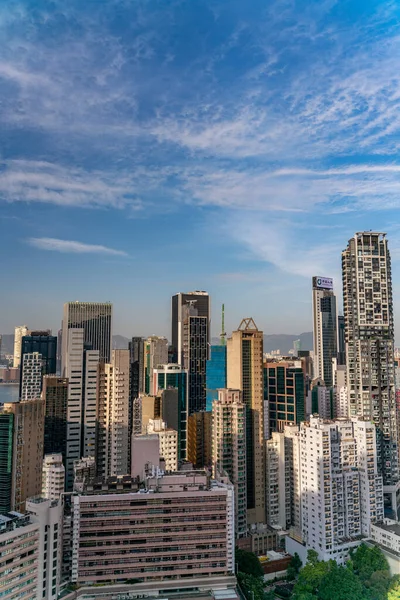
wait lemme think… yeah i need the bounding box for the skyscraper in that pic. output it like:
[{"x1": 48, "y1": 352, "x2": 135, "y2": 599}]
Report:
[
  {"x1": 96, "y1": 349, "x2": 130, "y2": 477},
  {"x1": 171, "y1": 291, "x2": 210, "y2": 364},
  {"x1": 13, "y1": 324, "x2": 28, "y2": 368},
  {"x1": 342, "y1": 232, "x2": 399, "y2": 503},
  {"x1": 206, "y1": 345, "x2": 227, "y2": 411},
  {"x1": 20, "y1": 352, "x2": 42, "y2": 400},
  {"x1": 212, "y1": 388, "x2": 247, "y2": 537},
  {"x1": 337, "y1": 315, "x2": 346, "y2": 365},
  {"x1": 265, "y1": 359, "x2": 306, "y2": 436},
  {"x1": 129, "y1": 336, "x2": 144, "y2": 400},
  {"x1": 61, "y1": 302, "x2": 112, "y2": 373},
  {"x1": 63, "y1": 329, "x2": 99, "y2": 490},
  {"x1": 0, "y1": 411, "x2": 14, "y2": 513},
  {"x1": 42, "y1": 376, "x2": 68, "y2": 462},
  {"x1": 227, "y1": 318, "x2": 265, "y2": 524},
  {"x1": 20, "y1": 331, "x2": 57, "y2": 392},
  {"x1": 143, "y1": 336, "x2": 168, "y2": 394},
  {"x1": 154, "y1": 364, "x2": 187, "y2": 459},
  {"x1": 312, "y1": 276, "x2": 337, "y2": 387}
]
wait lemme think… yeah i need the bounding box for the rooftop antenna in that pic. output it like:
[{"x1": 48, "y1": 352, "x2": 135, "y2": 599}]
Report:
[{"x1": 220, "y1": 304, "x2": 226, "y2": 346}]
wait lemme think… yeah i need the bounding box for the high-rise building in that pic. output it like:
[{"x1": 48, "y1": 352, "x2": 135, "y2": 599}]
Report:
[
  {"x1": 70, "y1": 471, "x2": 234, "y2": 586},
  {"x1": 63, "y1": 328, "x2": 99, "y2": 490},
  {"x1": 227, "y1": 318, "x2": 265, "y2": 524},
  {"x1": 306, "y1": 379, "x2": 334, "y2": 420},
  {"x1": 172, "y1": 291, "x2": 210, "y2": 416},
  {"x1": 143, "y1": 336, "x2": 168, "y2": 394},
  {"x1": 2, "y1": 399, "x2": 45, "y2": 512},
  {"x1": 337, "y1": 315, "x2": 346, "y2": 365},
  {"x1": 43, "y1": 376, "x2": 68, "y2": 462},
  {"x1": 187, "y1": 411, "x2": 212, "y2": 469},
  {"x1": 212, "y1": 389, "x2": 247, "y2": 538},
  {"x1": 154, "y1": 363, "x2": 187, "y2": 459},
  {"x1": 20, "y1": 352, "x2": 42, "y2": 400},
  {"x1": 0, "y1": 511, "x2": 39, "y2": 600},
  {"x1": 61, "y1": 301, "x2": 112, "y2": 372},
  {"x1": 0, "y1": 411, "x2": 14, "y2": 513},
  {"x1": 21, "y1": 331, "x2": 57, "y2": 376},
  {"x1": 25, "y1": 497, "x2": 63, "y2": 600},
  {"x1": 13, "y1": 324, "x2": 28, "y2": 368},
  {"x1": 42, "y1": 454, "x2": 65, "y2": 500},
  {"x1": 264, "y1": 359, "x2": 306, "y2": 436},
  {"x1": 206, "y1": 345, "x2": 227, "y2": 411},
  {"x1": 147, "y1": 419, "x2": 179, "y2": 471},
  {"x1": 286, "y1": 416, "x2": 383, "y2": 564},
  {"x1": 266, "y1": 432, "x2": 292, "y2": 531},
  {"x1": 96, "y1": 349, "x2": 130, "y2": 477},
  {"x1": 129, "y1": 336, "x2": 144, "y2": 399},
  {"x1": 312, "y1": 276, "x2": 337, "y2": 387},
  {"x1": 342, "y1": 232, "x2": 399, "y2": 501}
]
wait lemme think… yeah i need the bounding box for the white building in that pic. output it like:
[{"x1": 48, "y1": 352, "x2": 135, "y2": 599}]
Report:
[
  {"x1": 64, "y1": 329, "x2": 99, "y2": 490},
  {"x1": 20, "y1": 351, "x2": 42, "y2": 400},
  {"x1": 212, "y1": 389, "x2": 247, "y2": 538},
  {"x1": 333, "y1": 360, "x2": 348, "y2": 418},
  {"x1": 42, "y1": 453, "x2": 65, "y2": 500},
  {"x1": 26, "y1": 497, "x2": 63, "y2": 600},
  {"x1": 0, "y1": 511, "x2": 39, "y2": 600},
  {"x1": 286, "y1": 416, "x2": 383, "y2": 564},
  {"x1": 97, "y1": 350, "x2": 130, "y2": 477},
  {"x1": 306, "y1": 379, "x2": 333, "y2": 420},
  {"x1": 147, "y1": 419, "x2": 178, "y2": 471},
  {"x1": 13, "y1": 324, "x2": 28, "y2": 368}
]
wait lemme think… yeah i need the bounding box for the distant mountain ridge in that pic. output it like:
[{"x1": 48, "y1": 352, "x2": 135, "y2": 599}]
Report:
[{"x1": 1, "y1": 332, "x2": 313, "y2": 356}]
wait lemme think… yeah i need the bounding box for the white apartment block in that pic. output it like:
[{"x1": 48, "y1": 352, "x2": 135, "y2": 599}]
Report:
[
  {"x1": 20, "y1": 352, "x2": 42, "y2": 400},
  {"x1": 297, "y1": 416, "x2": 383, "y2": 563},
  {"x1": 212, "y1": 389, "x2": 247, "y2": 538},
  {"x1": 26, "y1": 497, "x2": 63, "y2": 600},
  {"x1": 0, "y1": 511, "x2": 39, "y2": 600},
  {"x1": 266, "y1": 432, "x2": 291, "y2": 531},
  {"x1": 306, "y1": 380, "x2": 333, "y2": 420},
  {"x1": 147, "y1": 419, "x2": 178, "y2": 471},
  {"x1": 333, "y1": 361, "x2": 348, "y2": 418},
  {"x1": 42, "y1": 454, "x2": 65, "y2": 500},
  {"x1": 13, "y1": 324, "x2": 28, "y2": 368},
  {"x1": 64, "y1": 329, "x2": 99, "y2": 490},
  {"x1": 97, "y1": 350, "x2": 130, "y2": 477}
]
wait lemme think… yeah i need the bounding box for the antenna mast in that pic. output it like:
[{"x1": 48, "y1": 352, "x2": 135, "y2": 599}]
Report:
[{"x1": 220, "y1": 304, "x2": 226, "y2": 346}]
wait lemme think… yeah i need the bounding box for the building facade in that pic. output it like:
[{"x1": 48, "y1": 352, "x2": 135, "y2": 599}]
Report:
[
  {"x1": 312, "y1": 276, "x2": 337, "y2": 387},
  {"x1": 62, "y1": 301, "x2": 112, "y2": 372},
  {"x1": 212, "y1": 389, "x2": 247, "y2": 537},
  {"x1": 42, "y1": 454, "x2": 65, "y2": 500},
  {"x1": 147, "y1": 419, "x2": 179, "y2": 471},
  {"x1": 227, "y1": 318, "x2": 265, "y2": 524},
  {"x1": 187, "y1": 411, "x2": 212, "y2": 469},
  {"x1": 3, "y1": 399, "x2": 45, "y2": 512},
  {"x1": 20, "y1": 352, "x2": 43, "y2": 400},
  {"x1": 143, "y1": 336, "x2": 168, "y2": 395},
  {"x1": 206, "y1": 345, "x2": 227, "y2": 411},
  {"x1": 71, "y1": 471, "x2": 234, "y2": 585},
  {"x1": 0, "y1": 511, "x2": 39, "y2": 600},
  {"x1": 154, "y1": 363, "x2": 187, "y2": 459},
  {"x1": 97, "y1": 350, "x2": 130, "y2": 478},
  {"x1": 63, "y1": 329, "x2": 99, "y2": 490},
  {"x1": 43, "y1": 376, "x2": 68, "y2": 462},
  {"x1": 342, "y1": 232, "x2": 399, "y2": 496},
  {"x1": 20, "y1": 331, "x2": 57, "y2": 389},
  {"x1": 0, "y1": 411, "x2": 14, "y2": 513},
  {"x1": 13, "y1": 324, "x2": 28, "y2": 368},
  {"x1": 264, "y1": 359, "x2": 306, "y2": 436}
]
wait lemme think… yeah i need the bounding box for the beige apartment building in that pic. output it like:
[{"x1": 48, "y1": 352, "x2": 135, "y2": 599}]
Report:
[{"x1": 227, "y1": 318, "x2": 265, "y2": 525}]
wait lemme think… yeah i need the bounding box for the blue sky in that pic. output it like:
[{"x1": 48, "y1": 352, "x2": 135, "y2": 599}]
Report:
[{"x1": 1, "y1": 0, "x2": 400, "y2": 340}]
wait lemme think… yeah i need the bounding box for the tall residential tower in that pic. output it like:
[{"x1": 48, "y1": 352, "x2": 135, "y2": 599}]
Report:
[{"x1": 312, "y1": 277, "x2": 337, "y2": 387}]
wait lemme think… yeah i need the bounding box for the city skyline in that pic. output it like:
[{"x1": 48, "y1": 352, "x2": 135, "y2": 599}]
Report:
[{"x1": 1, "y1": 1, "x2": 400, "y2": 337}]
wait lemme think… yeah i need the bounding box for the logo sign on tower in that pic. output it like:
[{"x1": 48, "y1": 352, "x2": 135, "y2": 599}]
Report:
[{"x1": 313, "y1": 276, "x2": 333, "y2": 290}]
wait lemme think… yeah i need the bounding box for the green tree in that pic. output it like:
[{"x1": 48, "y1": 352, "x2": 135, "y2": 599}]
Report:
[
  {"x1": 318, "y1": 562, "x2": 366, "y2": 600},
  {"x1": 236, "y1": 547, "x2": 263, "y2": 578},
  {"x1": 364, "y1": 569, "x2": 392, "y2": 600},
  {"x1": 293, "y1": 550, "x2": 331, "y2": 597},
  {"x1": 388, "y1": 576, "x2": 400, "y2": 600},
  {"x1": 237, "y1": 572, "x2": 264, "y2": 600},
  {"x1": 349, "y1": 544, "x2": 389, "y2": 583},
  {"x1": 291, "y1": 552, "x2": 303, "y2": 574}
]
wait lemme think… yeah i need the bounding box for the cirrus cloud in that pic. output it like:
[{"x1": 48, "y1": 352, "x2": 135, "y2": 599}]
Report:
[{"x1": 27, "y1": 237, "x2": 128, "y2": 256}]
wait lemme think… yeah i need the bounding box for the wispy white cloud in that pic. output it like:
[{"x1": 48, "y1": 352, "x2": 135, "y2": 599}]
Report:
[{"x1": 27, "y1": 237, "x2": 128, "y2": 256}]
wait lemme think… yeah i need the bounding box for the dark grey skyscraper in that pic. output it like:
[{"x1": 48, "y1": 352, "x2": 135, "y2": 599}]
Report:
[
  {"x1": 61, "y1": 302, "x2": 112, "y2": 374},
  {"x1": 342, "y1": 232, "x2": 398, "y2": 501},
  {"x1": 129, "y1": 337, "x2": 144, "y2": 401},
  {"x1": 337, "y1": 315, "x2": 346, "y2": 365},
  {"x1": 171, "y1": 292, "x2": 210, "y2": 416},
  {"x1": 312, "y1": 277, "x2": 337, "y2": 387}
]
